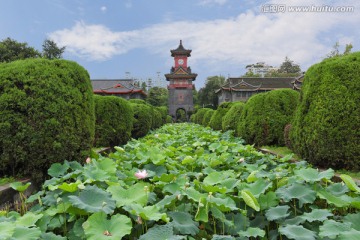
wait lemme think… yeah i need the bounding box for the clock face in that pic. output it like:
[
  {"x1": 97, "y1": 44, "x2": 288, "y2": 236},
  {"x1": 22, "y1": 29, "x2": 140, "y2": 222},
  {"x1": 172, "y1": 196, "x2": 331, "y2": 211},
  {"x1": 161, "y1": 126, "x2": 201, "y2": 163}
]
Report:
[{"x1": 177, "y1": 59, "x2": 184, "y2": 65}]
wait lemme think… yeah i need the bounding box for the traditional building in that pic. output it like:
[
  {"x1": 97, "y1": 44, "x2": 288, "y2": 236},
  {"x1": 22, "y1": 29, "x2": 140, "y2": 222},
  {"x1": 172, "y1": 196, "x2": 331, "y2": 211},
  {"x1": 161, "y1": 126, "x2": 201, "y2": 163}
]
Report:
[
  {"x1": 292, "y1": 75, "x2": 304, "y2": 90},
  {"x1": 91, "y1": 79, "x2": 147, "y2": 100},
  {"x1": 216, "y1": 77, "x2": 296, "y2": 104},
  {"x1": 165, "y1": 40, "x2": 197, "y2": 120}
]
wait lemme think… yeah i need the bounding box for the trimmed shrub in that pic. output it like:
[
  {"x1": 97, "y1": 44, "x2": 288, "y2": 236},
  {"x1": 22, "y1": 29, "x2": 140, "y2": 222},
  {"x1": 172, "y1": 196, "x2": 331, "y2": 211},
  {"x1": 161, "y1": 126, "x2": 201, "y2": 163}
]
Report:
[
  {"x1": 209, "y1": 102, "x2": 234, "y2": 131},
  {"x1": 151, "y1": 108, "x2": 163, "y2": 129},
  {"x1": 290, "y1": 52, "x2": 360, "y2": 170},
  {"x1": 166, "y1": 115, "x2": 173, "y2": 123},
  {"x1": 129, "y1": 99, "x2": 147, "y2": 105},
  {"x1": 0, "y1": 59, "x2": 95, "y2": 182},
  {"x1": 222, "y1": 102, "x2": 245, "y2": 131},
  {"x1": 192, "y1": 108, "x2": 211, "y2": 124},
  {"x1": 202, "y1": 109, "x2": 215, "y2": 127},
  {"x1": 156, "y1": 106, "x2": 168, "y2": 124},
  {"x1": 237, "y1": 89, "x2": 299, "y2": 146},
  {"x1": 93, "y1": 95, "x2": 133, "y2": 147},
  {"x1": 130, "y1": 103, "x2": 152, "y2": 139}
]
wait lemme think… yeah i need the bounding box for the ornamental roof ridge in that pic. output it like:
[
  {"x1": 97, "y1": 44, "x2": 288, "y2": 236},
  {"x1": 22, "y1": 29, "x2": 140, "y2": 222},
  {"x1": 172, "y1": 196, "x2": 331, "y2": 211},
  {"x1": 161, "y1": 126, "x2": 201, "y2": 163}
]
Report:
[{"x1": 170, "y1": 40, "x2": 192, "y2": 57}]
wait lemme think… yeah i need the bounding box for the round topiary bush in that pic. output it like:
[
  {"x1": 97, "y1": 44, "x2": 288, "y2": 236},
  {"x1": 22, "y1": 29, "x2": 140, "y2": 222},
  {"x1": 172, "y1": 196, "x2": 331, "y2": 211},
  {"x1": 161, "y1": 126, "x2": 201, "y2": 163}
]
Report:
[
  {"x1": 222, "y1": 102, "x2": 245, "y2": 132},
  {"x1": 156, "y1": 106, "x2": 168, "y2": 125},
  {"x1": 93, "y1": 95, "x2": 133, "y2": 147},
  {"x1": 130, "y1": 103, "x2": 152, "y2": 139},
  {"x1": 236, "y1": 89, "x2": 299, "y2": 146},
  {"x1": 290, "y1": 52, "x2": 360, "y2": 171},
  {"x1": 202, "y1": 109, "x2": 215, "y2": 127},
  {"x1": 0, "y1": 59, "x2": 95, "y2": 182},
  {"x1": 209, "y1": 102, "x2": 234, "y2": 131}
]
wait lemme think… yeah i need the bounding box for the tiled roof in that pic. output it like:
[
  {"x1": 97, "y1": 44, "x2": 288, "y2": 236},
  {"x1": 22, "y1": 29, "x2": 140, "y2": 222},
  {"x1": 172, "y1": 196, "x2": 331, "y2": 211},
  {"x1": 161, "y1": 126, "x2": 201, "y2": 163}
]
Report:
[
  {"x1": 91, "y1": 79, "x2": 146, "y2": 95},
  {"x1": 224, "y1": 77, "x2": 294, "y2": 90},
  {"x1": 170, "y1": 40, "x2": 192, "y2": 57}
]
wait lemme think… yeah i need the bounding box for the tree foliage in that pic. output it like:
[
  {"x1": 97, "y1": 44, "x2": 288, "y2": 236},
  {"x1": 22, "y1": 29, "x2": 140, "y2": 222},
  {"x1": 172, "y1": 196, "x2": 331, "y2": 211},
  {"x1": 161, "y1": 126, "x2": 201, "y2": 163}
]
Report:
[
  {"x1": 0, "y1": 59, "x2": 95, "y2": 182},
  {"x1": 0, "y1": 37, "x2": 41, "y2": 62},
  {"x1": 198, "y1": 76, "x2": 225, "y2": 108},
  {"x1": 290, "y1": 52, "x2": 360, "y2": 171},
  {"x1": 42, "y1": 39, "x2": 66, "y2": 59},
  {"x1": 278, "y1": 56, "x2": 301, "y2": 74},
  {"x1": 147, "y1": 87, "x2": 168, "y2": 107}
]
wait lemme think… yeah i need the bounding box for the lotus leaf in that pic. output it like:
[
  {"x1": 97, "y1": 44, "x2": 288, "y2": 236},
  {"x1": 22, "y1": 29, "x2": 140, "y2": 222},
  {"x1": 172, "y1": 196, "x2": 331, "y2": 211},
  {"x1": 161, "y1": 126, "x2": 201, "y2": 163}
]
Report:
[
  {"x1": 40, "y1": 232, "x2": 67, "y2": 240},
  {"x1": 48, "y1": 162, "x2": 69, "y2": 177},
  {"x1": 319, "y1": 219, "x2": 352, "y2": 239},
  {"x1": 241, "y1": 190, "x2": 260, "y2": 211},
  {"x1": 138, "y1": 224, "x2": 183, "y2": 240},
  {"x1": 126, "y1": 203, "x2": 169, "y2": 222},
  {"x1": 294, "y1": 168, "x2": 334, "y2": 183},
  {"x1": 82, "y1": 212, "x2": 132, "y2": 240},
  {"x1": 238, "y1": 227, "x2": 265, "y2": 238},
  {"x1": 317, "y1": 189, "x2": 350, "y2": 207},
  {"x1": 168, "y1": 211, "x2": 199, "y2": 236},
  {"x1": 0, "y1": 222, "x2": 15, "y2": 239},
  {"x1": 195, "y1": 197, "x2": 209, "y2": 222},
  {"x1": 10, "y1": 181, "x2": 31, "y2": 192},
  {"x1": 107, "y1": 182, "x2": 149, "y2": 207},
  {"x1": 68, "y1": 185, "x2": 115, "y2": 214},
  {"x1": 279, "y1": 225, "x2": 316, "y2": 240},
  {"x1": 276, "y1": 182, "x2": 316, "y2": 207},
  {"x1": 265, "y1": 205, "x2": 290, "y2": 221},
  {"x1": 259, "y1": 191, "x2": 279, "y2": 210},
  {"x1": 301, "y1": 209, "x2": 333, "y2": 222},
  {"x1": 340, "y1": 174, "x2": 360, "y2": 193},
  {"x1": 11, "y1": 226, "x2": 42, "y2": 240},
  {"x1": 343, "y1": 213, "x2": 360, "y2": 231},
  {"x1": 16, "y1": 212, "x2": 43, "y2": 227}
]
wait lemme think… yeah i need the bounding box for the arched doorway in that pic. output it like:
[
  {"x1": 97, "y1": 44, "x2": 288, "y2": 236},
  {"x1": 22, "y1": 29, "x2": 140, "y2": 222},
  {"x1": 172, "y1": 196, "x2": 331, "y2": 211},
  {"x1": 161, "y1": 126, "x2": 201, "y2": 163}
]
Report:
[{"x1": 175, "y1": 108, "x2": 187, "y2": 122}]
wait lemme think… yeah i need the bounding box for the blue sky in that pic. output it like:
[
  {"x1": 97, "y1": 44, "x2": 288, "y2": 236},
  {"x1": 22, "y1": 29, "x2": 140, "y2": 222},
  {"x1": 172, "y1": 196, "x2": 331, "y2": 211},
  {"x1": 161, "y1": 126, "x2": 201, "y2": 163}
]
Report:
[{"x1": 1, "y1": 0, "x2": 359, "y2": 89}]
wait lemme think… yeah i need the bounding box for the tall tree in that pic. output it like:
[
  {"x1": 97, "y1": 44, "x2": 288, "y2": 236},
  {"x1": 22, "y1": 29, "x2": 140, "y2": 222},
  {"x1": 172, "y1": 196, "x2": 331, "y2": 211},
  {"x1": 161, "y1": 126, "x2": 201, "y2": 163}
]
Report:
[
  {"x1": 42, "y1": 39, "x2": 65, "y2": 59},
  {"x1": 0, "y1": 37, "x2": 41, "y2": 62},
  {"x1": 278, "y1": 56, "x2": 301, "y2": 74},
  {"x1": 198, "y1": 75, "x2": 225, "y2": 108},
  {"x1": 146, "y1": 87, "x2": 168, "y2": 107}
]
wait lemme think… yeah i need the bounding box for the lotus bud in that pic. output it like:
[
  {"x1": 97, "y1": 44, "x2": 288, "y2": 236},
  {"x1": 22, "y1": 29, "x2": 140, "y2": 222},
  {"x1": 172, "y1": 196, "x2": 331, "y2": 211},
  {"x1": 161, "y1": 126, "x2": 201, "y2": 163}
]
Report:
[
  {"x1": 85, "y1": 157, "x2": 91, "y2": 164},
  {"x1": 136, "y1": 216, "x2": 143, "y2": 224},
  {"x1": 135, "y1": 169, "x2": 148, "y2": 179}
]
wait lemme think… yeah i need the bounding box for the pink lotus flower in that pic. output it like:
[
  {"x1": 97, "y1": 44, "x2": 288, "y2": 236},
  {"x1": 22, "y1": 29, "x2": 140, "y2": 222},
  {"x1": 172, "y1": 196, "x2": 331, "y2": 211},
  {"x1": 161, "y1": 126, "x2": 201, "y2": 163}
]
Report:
[
  {"x1": 135, "y1": 170, "x2": 148, "y2": 179},
  {"x1": 86, "y1": 157, "x2": 91, "y2": 164}
]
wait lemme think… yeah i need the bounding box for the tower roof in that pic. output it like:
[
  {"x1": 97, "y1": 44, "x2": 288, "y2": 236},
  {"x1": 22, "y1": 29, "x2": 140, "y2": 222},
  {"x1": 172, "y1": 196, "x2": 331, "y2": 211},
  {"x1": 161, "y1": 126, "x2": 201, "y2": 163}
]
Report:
[{"x1": 170, "y1": 40, "x2": 192, "y2": 57}]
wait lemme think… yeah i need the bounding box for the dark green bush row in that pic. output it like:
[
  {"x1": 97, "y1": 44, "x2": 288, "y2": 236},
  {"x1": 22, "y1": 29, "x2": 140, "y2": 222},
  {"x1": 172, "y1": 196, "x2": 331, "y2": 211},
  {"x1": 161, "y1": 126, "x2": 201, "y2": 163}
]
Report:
[
  {"x1": 209, "y1": 102, "x2": 234, "y2": 130},
  {"x1": 222, "y1": 102, "x2": 245, "y2": 131},
  {"x1": 191, "y1": 89, "x2": 299, "y2": 147},
  {"x1": 0, "y1": 59, "x2": 95, "y2": 182},
  {"x1": 93, "y1": 95, "x2": 133, "y2": 147},
  {"x1": 237, "y1": 89, "x2": 300, "y2": 146},
  {"x1": 290, "y1": 52, "x2": 360, "y2": 171}
]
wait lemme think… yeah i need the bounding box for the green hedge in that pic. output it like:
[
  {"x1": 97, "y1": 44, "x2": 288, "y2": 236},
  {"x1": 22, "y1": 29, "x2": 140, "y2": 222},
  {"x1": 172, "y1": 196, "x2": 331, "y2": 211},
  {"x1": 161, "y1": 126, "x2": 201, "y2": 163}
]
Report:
[
  {"x1": 151, "y1": 108, "x2": 163, "y2": 129},
  {"x1": 191, "y1": 108, "x2": 211, "y2": 124},
  {"x1": 237, "y1": 89, "x2": 299, "y2": 146},
  {"x1": 0, "y1": 59, "x2": 95, "y2": 182},
  {"x1": 93, "y1": 95, "x2": 133, "y2": 147},
  {"x1": 209, "y1": 102, "x2": 234, "y2": 130},
  {"x1": 130, "y1": 103, "x2": 152, "y2": 139},
  {"x1": 202, "y1": 109, "x2": 215, "y2": 127},
  {"x1": 290, "y1": 52, "x2": 360, "y2": 170},
  {"x1": 222, "y1": 102, "x2": 245, "y2": 131}
]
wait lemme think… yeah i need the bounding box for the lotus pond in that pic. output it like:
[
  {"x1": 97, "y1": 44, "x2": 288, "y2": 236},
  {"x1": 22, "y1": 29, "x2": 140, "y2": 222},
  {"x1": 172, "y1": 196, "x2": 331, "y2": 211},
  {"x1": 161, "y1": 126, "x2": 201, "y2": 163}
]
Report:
[{"x1": 1, "y1": 123, "x2": 359, "y2": 239}]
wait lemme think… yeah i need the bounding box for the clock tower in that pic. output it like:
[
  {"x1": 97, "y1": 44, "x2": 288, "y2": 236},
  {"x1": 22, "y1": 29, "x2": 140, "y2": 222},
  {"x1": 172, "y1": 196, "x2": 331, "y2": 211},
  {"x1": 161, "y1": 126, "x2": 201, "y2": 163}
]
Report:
[{"x1": 165, "y1": 40, "x2": 197, "y2": 121}]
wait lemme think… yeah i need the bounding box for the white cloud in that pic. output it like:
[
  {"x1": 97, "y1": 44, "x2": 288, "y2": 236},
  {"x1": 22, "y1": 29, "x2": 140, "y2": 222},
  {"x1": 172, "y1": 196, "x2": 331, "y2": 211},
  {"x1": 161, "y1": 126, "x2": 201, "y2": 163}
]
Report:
[
  {"x1": 100, "y1": 6, "x2": 107, "y2": 13},
  {"x1": 49, "y1": 0, "x2": 360, "y2": 70},
  {"x1": 198, "y1": 0, "x2": 228, "y2": 6}
]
